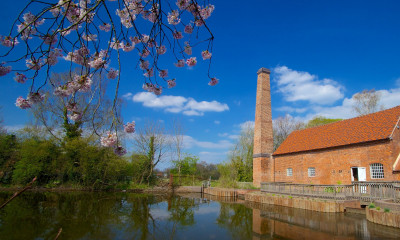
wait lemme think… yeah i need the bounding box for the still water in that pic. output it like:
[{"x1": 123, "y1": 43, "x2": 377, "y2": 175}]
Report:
[{"x1": 0, "y1": 191, "x2": 400, "y2": 240}]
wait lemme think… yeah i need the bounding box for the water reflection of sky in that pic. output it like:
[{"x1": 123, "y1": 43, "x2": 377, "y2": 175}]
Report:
[{"x1": 1, "y1": 192, "x2": 400, "y2": 240}]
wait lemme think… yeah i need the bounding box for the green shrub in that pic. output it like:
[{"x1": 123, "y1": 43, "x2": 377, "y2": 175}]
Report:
[
  {"x1": 368, "y1": 203, "x2": 376, "y2": 209},
  {"x1": 376, "y1": 207, "x2": 381, "y2": 211},
  {"x1": 384, "y1": 208, "x2": 390, "y2": 213}
]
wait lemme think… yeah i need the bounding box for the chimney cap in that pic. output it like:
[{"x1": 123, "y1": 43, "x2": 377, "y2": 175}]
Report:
[{"x1": 257, "y1": 67, "x2": 271, "y2": 75}]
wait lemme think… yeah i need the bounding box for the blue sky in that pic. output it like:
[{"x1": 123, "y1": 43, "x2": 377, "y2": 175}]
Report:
[{"x1": 1, "y1": 0, "x2": 400, "y2": 168}]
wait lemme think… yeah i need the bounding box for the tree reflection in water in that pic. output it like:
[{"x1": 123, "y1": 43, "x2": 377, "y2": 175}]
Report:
[{"x1": 1, "y1": 192, "x2": 400, "y2": 240}]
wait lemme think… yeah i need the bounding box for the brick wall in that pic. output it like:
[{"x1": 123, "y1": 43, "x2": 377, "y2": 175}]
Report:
[
  {"x1": 272, "y1": 125, "x2": 400, "y2": 184},
  {"x1": 253, "y1": 68, "x2": 274, "y2": 187}
]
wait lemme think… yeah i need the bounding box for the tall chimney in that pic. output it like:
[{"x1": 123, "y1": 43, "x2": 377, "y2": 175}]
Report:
[{"x1": 253, "y1": 67, "x2": 274, "y2": 187}]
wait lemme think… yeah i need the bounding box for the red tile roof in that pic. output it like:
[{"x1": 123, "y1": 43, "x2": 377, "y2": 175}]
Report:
[{"x1": 273, "y1": 105, "x2": 400, "y2": 156}]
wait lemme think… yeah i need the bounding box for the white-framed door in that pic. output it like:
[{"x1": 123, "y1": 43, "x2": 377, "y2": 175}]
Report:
[{"x1": 351, "y1": 167, "x2": 367, "y2": 193}]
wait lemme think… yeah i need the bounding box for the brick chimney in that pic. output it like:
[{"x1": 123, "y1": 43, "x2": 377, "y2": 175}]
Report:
[{"x1": 253, "y1": 67, "x2": 274, "y2": 187}]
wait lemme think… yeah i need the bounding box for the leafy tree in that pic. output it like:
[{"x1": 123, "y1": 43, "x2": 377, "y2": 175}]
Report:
[
  {"x1": 352, "y1": 89, "x2": 384, "y2": 116},
  {"x1": 195, "y1": 161, "x2": 220, "y2": 180},
  {"x1": 171, "y1": 154, "x2": 199, "y2": 175},
  {"x1": 12, "y1": 138, "x2": 61, "y2": 185},
  {"x1": 305, "y1": 116, "x2": 342, "y2": 128},
  {"x1": 0, "y1": 134, "x2": 20, "y2": 184},
  {"x1": 226, "y1": 123, "x2": 254, "y2": 182}
]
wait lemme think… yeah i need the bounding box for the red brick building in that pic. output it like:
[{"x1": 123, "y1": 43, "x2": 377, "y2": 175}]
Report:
[{"x1": 253, "y1": 68, "x2": 400, "y2": 186}]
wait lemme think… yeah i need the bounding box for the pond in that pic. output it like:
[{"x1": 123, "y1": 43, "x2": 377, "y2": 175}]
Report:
[{"x1": 0, "y1": 191, "x2": 400, "y2": 239}]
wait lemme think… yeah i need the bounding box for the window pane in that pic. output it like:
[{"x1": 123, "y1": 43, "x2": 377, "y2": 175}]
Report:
[
  {"x1": 287, "y1": 168, "x2": 292, "y2": 176},
  {"x1": 370, "y1": 163, "x2": 384, "y2": 179},
  {"x1": 308, "y1": 167, "x2": 315, "y2": 177}
]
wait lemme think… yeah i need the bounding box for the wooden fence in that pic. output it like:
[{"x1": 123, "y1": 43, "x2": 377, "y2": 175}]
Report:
[{"x1": 260, "y1": 181, "x2": 400, "y2": 202}]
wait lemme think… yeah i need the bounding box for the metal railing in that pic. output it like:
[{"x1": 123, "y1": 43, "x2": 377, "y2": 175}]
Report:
[{"x1": 260, "y1": 181, "x2": 400, "y2": 202}]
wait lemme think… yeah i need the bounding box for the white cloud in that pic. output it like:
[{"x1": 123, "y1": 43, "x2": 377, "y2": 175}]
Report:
[
  {"x1": 239, "y1": 121, "x2": 255, "y2": 130},
  {"x1": 214, "y1": 120, "x2": 220, "y2": 124},
  {"x1": 182, "y1": 135, "x2": 233, "y2": 149},
  {"x1": 396, "y1": 78, "x2": 400, "y2": 87},
  {"x1": 276, "y1": 106, "x2": 308, "y2": 114},
  {"x1": 304, "y1": 88, "x2": 400, "y2": 120},
  {"x1": 273, "y1": 66, "x2": 344, "y2": 105},
  {"x1": 130, "y1": 92, "x2": 229, "y2": 116}
]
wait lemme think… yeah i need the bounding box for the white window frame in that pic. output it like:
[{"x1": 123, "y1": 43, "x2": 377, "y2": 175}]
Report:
[
  {"x1": 287, "y1": 168, "x2": 293, "y2": 177},
  {"x1": 370, "y1": 163, "x2": 384, "y2": 179},
  {"x1": 308, "y1": 167, "x2": 315, "y2": 177}
]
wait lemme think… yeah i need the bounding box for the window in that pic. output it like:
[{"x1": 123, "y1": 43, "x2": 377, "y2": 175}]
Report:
[
  {"x1": 370, "y1": 163, "x2": 384, "y2": 179},
  {"x1": 287, "y1": 168, "x2": 293, "y2": 176},
  {"x1": 308, "y1": 167, "x2": 315, "y2": 177}
]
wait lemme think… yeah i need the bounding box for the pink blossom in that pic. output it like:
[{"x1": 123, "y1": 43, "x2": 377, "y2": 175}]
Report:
[
  {"x1": 142, "y1": 83, "x2": 155, "y2": 92},
  {"x1": 124, "y1": 121, "x2": 136, "y2": 133},
  {"x1": 173, "y1": 31, "x2": 183, "y2": 39},
  {"x1": 14, "y1": 73, "x2": 27, "y2": 83},
  {"x1": 195, "y1": 19, "x2": 205, "y2": 27},
  {"x1": 107, "y1": 68, "x2": 119, "y2": 79},
  {"x1": 53, "y1": 86, "x2": 73, "y2": 97},
  {"x1": 168, "y1": 79, "x2": 176, "y2": 88},
  {"x1": 0, "y1": 63, "x2": 12, "y2": 76},
  {"x1": 174, "y1": 59, "x2": 185, "y2": 68},
  {"x1": 99, "y1": 23, "x2": 111, "y2": 32},
  {"x1": 201, "y1": 50, "x2": 212, "y2": 60},
  {"x1": 17, "y1": 22, "x2": 36, "y2": 40},
  {"x1": 184, "y1": 25, "x2": 193, "y2": 34},
  {"x1": 153, "y1": 86, "x2": 162, "y2": 95},
  {"x1": 47, "y1": 48, "x2": 63, "y2": 66},
  {"x1": 122, "y1": 42, "x2": 135, "y2": 52},
  {"x1": 208, "y1": 77, "x2": 219, "y2": 86},
  {"x1": 27, "y1": 92, "x2": 44, "y2": 104},
  {"x1": 101, "y1": 131, "x2": 117, "y2": 147},
  {"x1": 131, "y1": 36, "x2": 141, "y2": 44},
  {"x1": 67, "y1": 102, "x2": 78, "y2": 112},
  {"x1": 74, "y1": 75, "x2": 93, "y2": 92},
  {"x1": 68, "y1": 112, "x2": 81, "y2": 122},
  {"x1": 82, "y1": 33, "x2": 97, "y2": 41},
  {"x1": 167, "y1": 10, "x2": 180, "y2": 25},
  {"x1": 143, "y1": 68, "x2": 154, "y2": 77},
  {"x1": 184, "y1": 42, "x2": 192, "y2": 55},
  {"x1": 42, "y1": 34, "x2": 58, "y2": 45},
  {"x1": 140, "y1": 48, "x2": 150, "y2": 58},
  {"x1": 157, "y1": 45, "x2": 167, "y2": 55},
  {"x1": 141, "y1": 34, "x2": 150, "y2": 43},
  {"x1": 200, "y1": 4, "x2": 215, "y2": 20},
  {"x1": 114, "y1": 146, "x2": 127, "y2": 156},
  {"x1": 0, "y1": 36, "x2": 19, "y2": 47},
  {"x1": 186, "y1": 57, "x2": 197, "y2": 67},
  {"x1": 50, "y1": 7, "x2": 60, "y2": 17},
  {"x1": 139, "y1": 60, "x2": 150, "y2": 70},
  {"x1": 159, "y1": 69, "x2": 168, "y2": 78},
  {"x1": 26, "y1": 58, "x2": 42, "y2": 70},
  {"x1": 176, "y1": 0, "x2": 190, "y2": 10},
  {"x1": 88, "y1": 52, "x2": 107, "y2": 69},
  {"x1": 110, "y1": 39, "x2": 123, "y2": 50},
  {"x1": 15, "y1": 97, "x2": 31, "y2": 109}
]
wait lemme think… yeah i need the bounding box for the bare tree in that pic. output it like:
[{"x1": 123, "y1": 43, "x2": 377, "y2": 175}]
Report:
[
  {"x1": 133, "y1": 120, "x2": 172, "y2": 184},
  {"x1": 30, "y1": 71, "x2": 121, "y2": 142},
  {"x1": 171, "y1": 118, "x2": 185, "y2": 175},
  {"x1": 273, "y1": 115, "x2": 304, "y2": 151},
  {"x1": 352, "y1": 89, "x2": 384, "y2": 116}
]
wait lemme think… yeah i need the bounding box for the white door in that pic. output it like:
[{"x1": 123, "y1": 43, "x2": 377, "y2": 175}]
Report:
[
  {"x1": 358, "y1": 167, "x2": 367, "y2": 193},
  {"x1": 358, "y1": 167, "x2": 366, "y2": 181}
]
